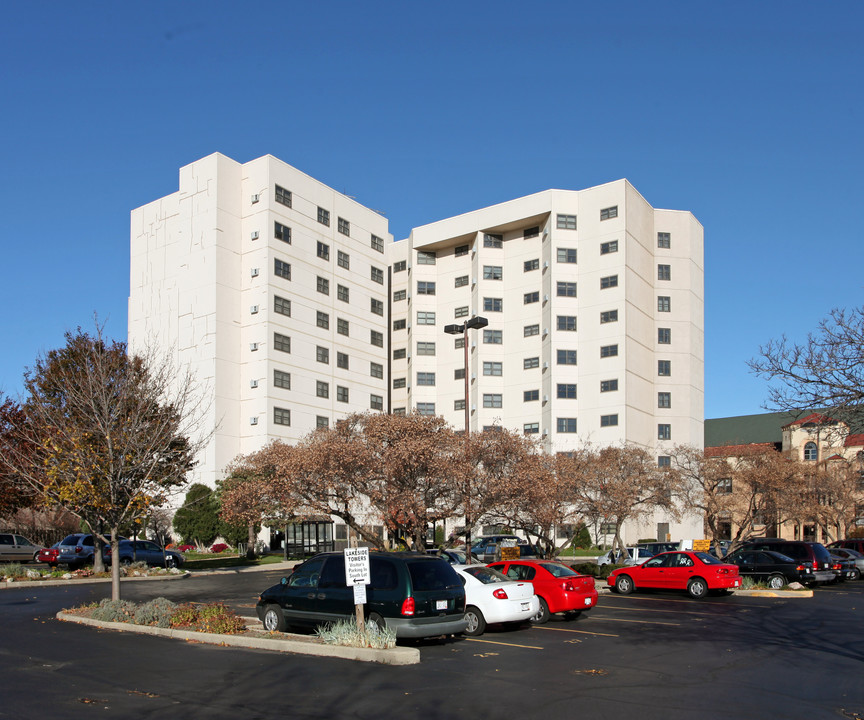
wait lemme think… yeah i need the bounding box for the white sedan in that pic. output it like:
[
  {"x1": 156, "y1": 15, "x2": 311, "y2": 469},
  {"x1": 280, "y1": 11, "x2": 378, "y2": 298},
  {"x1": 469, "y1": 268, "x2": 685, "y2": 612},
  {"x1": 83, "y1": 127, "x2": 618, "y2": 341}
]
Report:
[{"x1": 453, "y1": 564, "x2": 540, "y2": 636}]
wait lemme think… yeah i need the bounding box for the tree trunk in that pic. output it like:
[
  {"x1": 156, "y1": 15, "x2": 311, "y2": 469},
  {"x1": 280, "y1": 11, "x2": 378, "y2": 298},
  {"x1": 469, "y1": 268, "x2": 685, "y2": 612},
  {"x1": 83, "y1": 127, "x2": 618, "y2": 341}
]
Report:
[
  {"x1": 110, "y1": 526, "x2": 121, "y2": 601},
  {"x1": 93, "y1": 521, "x2": 105, "y2": 573},
  {"x1": 246, "y1": 523, "x2": 256, "y2": 560}
]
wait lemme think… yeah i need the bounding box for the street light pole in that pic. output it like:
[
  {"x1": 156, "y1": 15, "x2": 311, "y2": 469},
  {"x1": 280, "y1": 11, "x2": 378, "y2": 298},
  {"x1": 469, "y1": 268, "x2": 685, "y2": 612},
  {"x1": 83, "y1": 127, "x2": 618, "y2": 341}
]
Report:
[{"x1": 444, "y1": 316, "x2": 488, "y2": 564}]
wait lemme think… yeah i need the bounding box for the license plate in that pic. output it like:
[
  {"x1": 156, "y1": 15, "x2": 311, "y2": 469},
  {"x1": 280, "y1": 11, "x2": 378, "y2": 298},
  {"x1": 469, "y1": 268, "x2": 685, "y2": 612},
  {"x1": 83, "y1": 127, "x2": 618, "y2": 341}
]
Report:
[
  {"x1": 584, "y1": 597, "x2": 592, "y2": 606},
  {"x1": 734, "y1": 580, "x2": 740, "y2": 587},
  {"x1": 521, "y1": 602, "x2": 529, "y2": 611},
  {"x1": 436, "y1": 600, "x2": 448, "y2": 611}
]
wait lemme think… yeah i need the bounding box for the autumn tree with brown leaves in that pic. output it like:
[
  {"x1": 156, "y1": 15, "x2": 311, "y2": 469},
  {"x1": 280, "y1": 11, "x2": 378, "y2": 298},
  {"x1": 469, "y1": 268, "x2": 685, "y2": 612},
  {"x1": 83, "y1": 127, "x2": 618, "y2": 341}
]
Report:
[
  {"x1": 0, "y1": 395, "x2": 37, "y2": 518},
  {"x1": 802, "y1": 457, "x2": 864, "y2": 543}
]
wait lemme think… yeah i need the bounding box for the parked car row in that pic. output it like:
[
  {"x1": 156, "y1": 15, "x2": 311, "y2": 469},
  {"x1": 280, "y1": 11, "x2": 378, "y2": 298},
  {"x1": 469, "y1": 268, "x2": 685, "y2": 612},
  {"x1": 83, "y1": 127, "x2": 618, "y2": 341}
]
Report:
[{"x1": 34, "y1": 534, "x2": 183, "y2": 569}]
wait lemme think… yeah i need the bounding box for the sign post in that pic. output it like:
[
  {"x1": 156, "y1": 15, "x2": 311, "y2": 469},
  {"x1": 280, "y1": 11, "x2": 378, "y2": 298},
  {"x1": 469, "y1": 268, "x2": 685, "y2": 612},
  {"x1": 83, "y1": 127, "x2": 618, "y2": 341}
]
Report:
[{"x1": 344, "y1": 544, "x2": 370, "y2": 632}]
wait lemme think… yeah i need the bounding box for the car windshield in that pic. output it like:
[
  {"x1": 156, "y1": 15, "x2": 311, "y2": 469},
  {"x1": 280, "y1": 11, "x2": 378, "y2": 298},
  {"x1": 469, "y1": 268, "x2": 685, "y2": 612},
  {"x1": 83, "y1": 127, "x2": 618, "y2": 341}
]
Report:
[
  {"x1": 538, "y1": 562, "x2": 577, "y2": 578},
  {"x1": 694, "y1": 552, "x2": 723, "y2": 565},
  {"x1": 771, "y1": 552, "x2": 796, "y2": 563},
  {"x1": 463, "y1": 566, "x2": 508, "y2": 584}
]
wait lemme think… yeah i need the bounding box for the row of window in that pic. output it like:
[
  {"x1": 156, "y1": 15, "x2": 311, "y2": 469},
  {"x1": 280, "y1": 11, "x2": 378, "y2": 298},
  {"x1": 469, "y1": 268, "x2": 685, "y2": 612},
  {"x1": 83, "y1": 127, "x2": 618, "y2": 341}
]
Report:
[{"x1": 270, "y1": 392, "x2": 386, "y2": 427}]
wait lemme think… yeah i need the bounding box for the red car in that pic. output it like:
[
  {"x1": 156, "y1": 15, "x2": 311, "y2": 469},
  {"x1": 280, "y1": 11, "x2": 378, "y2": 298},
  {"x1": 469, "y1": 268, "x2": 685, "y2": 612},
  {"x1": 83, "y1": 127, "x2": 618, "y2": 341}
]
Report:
[
  {"x1": 607, "y1": 550, "x2": 741, "y2": 599},
  {"x1": 487, "y1": 559, "x2": 598, "y2": 624},
  {"x1": 37, "y1": 547, "x2": 59, "y2": 567}
]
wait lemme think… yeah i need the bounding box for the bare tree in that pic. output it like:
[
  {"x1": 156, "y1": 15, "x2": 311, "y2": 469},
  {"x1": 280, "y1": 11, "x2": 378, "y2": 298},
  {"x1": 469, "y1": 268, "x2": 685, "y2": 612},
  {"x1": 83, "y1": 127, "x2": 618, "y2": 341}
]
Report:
[
  {"x1": 750, "y1": 306, "x2": 864, "y2": 427},
  {"x1": 1, "y1": 326, "x2": 208, "y2": 599}
]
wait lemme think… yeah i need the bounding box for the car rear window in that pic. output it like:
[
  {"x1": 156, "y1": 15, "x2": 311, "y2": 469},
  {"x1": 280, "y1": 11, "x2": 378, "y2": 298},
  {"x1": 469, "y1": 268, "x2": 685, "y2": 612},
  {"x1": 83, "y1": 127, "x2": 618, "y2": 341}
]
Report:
[
  {"x1": 463, "y1": 566, "x2": 508, "y2": 584},
  {"x1": 538, "y1": 562, "x2": 577, "y2": 578},
  {"x1": 59, "y1": 535, "x2": 83, "y2": 546},
  {"x1": 408, "y1": 560, "x2": 461, "y2": 591},
  {"x1": 809, "y1": 543, "x2": 832, "y2": 562}
]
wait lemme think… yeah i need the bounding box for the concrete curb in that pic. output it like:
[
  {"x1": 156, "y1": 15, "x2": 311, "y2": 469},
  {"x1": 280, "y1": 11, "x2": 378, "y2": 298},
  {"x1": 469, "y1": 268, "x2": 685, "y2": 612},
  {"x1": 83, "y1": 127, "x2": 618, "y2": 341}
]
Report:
[
  {"x1": 186, "y1": 560, "x2": 301, "y2": 576},
  {"x1": 1, "y1": 572, "x2": 190, "y2": 590},
  {"x1": 55, "y1": 611, "x2": 420, "y2": 665}
]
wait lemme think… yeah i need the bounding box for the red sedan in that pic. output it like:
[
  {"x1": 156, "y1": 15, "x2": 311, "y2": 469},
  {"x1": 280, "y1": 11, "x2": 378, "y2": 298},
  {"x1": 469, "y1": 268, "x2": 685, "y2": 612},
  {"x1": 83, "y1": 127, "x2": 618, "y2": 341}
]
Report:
[
  {"x1": 607, "y1": 550, "x2": 741, "y2": 599},
  {"x1": 487, "y1": 559, "x2": 598, "y2": 624}
]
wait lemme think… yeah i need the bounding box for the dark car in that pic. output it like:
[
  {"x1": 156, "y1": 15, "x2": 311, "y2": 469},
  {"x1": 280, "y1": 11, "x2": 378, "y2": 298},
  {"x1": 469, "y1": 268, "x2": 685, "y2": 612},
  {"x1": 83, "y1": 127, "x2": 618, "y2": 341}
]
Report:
[
  {"x1": 256, "y1": 551, "x2": 468, "y2": 639},
  {"x1": 723, "y1": 549, "x2": 814, "y2": 588},
  {"x1": 828, "y1": 539, "x2": 864, "y2": 555},
  {"x1": 104, "y1": 540, "x2": 184, "y2": 568},
  {"x1": 741, "y1": 540, "x2": 834, "y2": 585},
  {"x1": 828, "y1": 551, "x2": 859, "y2": 582}
]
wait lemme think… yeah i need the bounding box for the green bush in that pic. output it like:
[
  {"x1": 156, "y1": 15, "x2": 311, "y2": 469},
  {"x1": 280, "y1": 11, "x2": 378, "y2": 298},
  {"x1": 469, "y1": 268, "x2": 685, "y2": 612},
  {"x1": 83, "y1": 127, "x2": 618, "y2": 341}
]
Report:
[
  {"x1": 569, "y1": 561, "x2": 624, "y2": 580},
  {"x1": 169, "y1": 602, "x2": 246, "y2": 634},
  {"x1": 133, "y1": 597, "x2": 177, "y2": 627},
  {"x1": 315, "y1": 619, "x2": 397, "y2": 650},
  {"x1": 91, "y1": 599, "x2": 137, "y2": 623},
  {"x1": 0, "y1": 563, "x2": 27, "y2": 579}
]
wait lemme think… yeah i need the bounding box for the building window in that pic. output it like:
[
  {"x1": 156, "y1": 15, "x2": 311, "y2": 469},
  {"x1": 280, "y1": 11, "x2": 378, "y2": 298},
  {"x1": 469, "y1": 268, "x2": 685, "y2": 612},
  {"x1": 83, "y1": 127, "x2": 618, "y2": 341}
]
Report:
[
  {"x1": 557, "y1": 214, "x2": 577, "y2": 230},
  {"x1": 658, "y1": 392, "x2": 671, "y2": 408},
  {"x1": 804, "y1": 442, "x2": 818, "y2": 461},
  {"x1": 417, "y1": 341, "x2": 436, "y2": 356},
  {"x1": 600, "y1": 310, "x2": 618, "y2": 324},
  {"x1": 275, "y1": 259, "x2": 291, "y2": 280},
  {"x1": 523, "y1": 226, "x2": 540, "y2": 239},
  {"x1": 524, "y1": 357, "x2": 540, "y2": 369},
  {"x1": 337, "y1": 386, "x2": 349, "y2": 403},
  {"x1": 393, "y1": 318, "x2": 406, "y2": 331},
  {"x1": 274, "y1": 407, "x2": 291, "y2": 426},
  {"x1": 557, "y1": 248, "x2": 577, "y2": 264},
  {"x1": 600, "y1": 205, "x2": 618, "y2": 220},
  {"x1": 316, "y1": 346, "x2": 329, "y2": 364},
  {"x1": 275, "y1": 222, "x2": 291, "y2": 243},
  {"x1": 718, "y1": 477, "x2": 733, "y2": 494},
  {"x1": 317, "y1": 241, "x2": 329, "y2": 260},
  {"x1": 658, "y1": 424, "x2": 672, "y2": 440},
  {"x1": 524, "y1": 259, "x2": 539, "y2": 272},
  {"x1": 416, "y1": 251, "x2": 436, "y2": 265},
  {"x1": 316, "y1": 311, "x2": 329, "y2": 329},
  {"x1": 483, "y1": 265, "x2": 503, "y2": 280},
  {"x1": 337, "y1": 250, "x2": 350, "y2": 269},
  {"x1": 600, "y1": 344, "x2": 618, "y2": 358},
  {"x1": 417, "y1": 311, "x2": 436, "y2": 325},
  {"x1": 600, "y1": 379, "x2": 618, "y2": 392},
  {"x1": 454, "y1": 368, "x2": 465, "y2": 380},
  {"x1": 417, "y1": 372, "x2": 436, "y2": 386},
  {"x1": 524, "y1": 324, "x2": 540, "y2": 337},
  {"x1": 658, "y1": 232, "x2": 671, "y2": 249},
  {"x1": 455, "y1": 275, "x2": 469, "y2": 288},
  {"x1": 557, "y1": 384, "x2": 577, "y2": 399},
  {"x1": 658, "y1": 296, "x2": 671, "y2": 312},
  {"x1": 371, "y1": 298, "x2": 384, "y2": 316},
  {"x1": 371, "y1": 234, "x2": 384, "y2": 253},
  {"x1": 370, "y1": 394, "x2": 384, "y2": 411},
  {"x1": 600, "y1": 275, "x2": 618, "y2": 289},
  {"x1": 334, "y1": 285, "x2": 347, "y2": 303},
  {"x1": 557, "y1": 349, "x2": 577, "y2": 365},
  {"x1": 557, "y1": 418, "x2": 578, "y2": 433},
  {"x1": 371, "y1": 330, "x2": 383, "y2": 347},
  {"x1": 337, "y1": 352, "x2": 349, "y2": 370},
  {"x1": 524, "y1": 389, "x2": 539, "y2": 402},
  {"x1": 524, "y1": 291, "x2": 539, "y2": 304},
  {"x1": 524, "y1": 422, "x2": 540, "y2": 434},
  {"x1": 483, "y1": 329, "x2": 503, "y2": 344},
  {"x1": 483, "y1": 234, "x2": 503, "y2": 248},
  {"x1": 316, "y1": 415, "x2": 329, "y2": 428},
  {"x1": 316, "y1": 381, "x2": 329, "y2": 398},
  {"x1": 393, "y1": 348, "x2": 406, "y2": 360},
  {"x1": 371, "y1": 266, "x2": 384, "y2": 284},
  {"x1": 658, "y1": 328, "x2": 671, "y2": 344},
  {"x1": 393, "y1": 377, "x2": 406, "y2": 389},
  {"x1": 557, "y1": 281, "x2": 577, "y2": 297},
  {"x1": 393, "y1": 289, "x2": 406, "y2": 302},
  {"x1": 417, "y1": 403, "x2": 435, "y2": 416},
  {"x1": 557, "y1": 315, "x2": 577, "y2": 331},
  {"x1": 455, "y1": 244, "x2": 470, "y2": 257},
  {"x1": 274, "y1": 295, "x2": 291, "y2": 317},
  {"x1": 417, "y1": 281, "x2": 436, "y2": 295},
  {"x1": 656, "y1": 265, "x2": 671, "y2": 283},
  {"x1": 274, "y1": 333, "x2": 291, "y2": 353},
  {"x1": 658, "y1": 456, "x2": 672, "y2": 468},
  {"x1": 600, "y1": 240, "x2": 618, "y2": 255},
  {"x1": 455, "y1": 306, "x2": 469, "y2": 318},
  {"x1": 317, "y1": 276, "x2": 329, "y2": 295},
  {"x1": 317, "y1": 207, "x2": 330, "y2": 226},
  {"x1": 658, "y1": 360, "x2": 671, "y2": 376},
  {"x1": 394, "y1": 260, "x2": 406, "y2": 273},
  {"x1": 482, "y1": 394, "x2": 502, "y2": 409},
  {"x1": 600, "y1": 414, "x2": 618, "y2": 427},
  {"x1": 454, "y1": 399, "x2": 465, "y2": 411},
  {"x1": 273, "y1": 369, "x2": 291, "y2": 389},
  {"x1": 393, "y1": 407, "x2": 406, "y2": 416},
  {"x1": 483, "y1": 297, "x2": 503, "y2": 312},
  {"x1": 483, "y1": 361, "x2": 503, "y2": 376},
  {"x1": 454, "y1": 337, "x2": 464, "y2": 349},
  {"x1": 275, "y1": 185, "x2": 292, "y2": 207},
  {"x1": 337, "y1": 318, "x2": 349, "y2": 336}
]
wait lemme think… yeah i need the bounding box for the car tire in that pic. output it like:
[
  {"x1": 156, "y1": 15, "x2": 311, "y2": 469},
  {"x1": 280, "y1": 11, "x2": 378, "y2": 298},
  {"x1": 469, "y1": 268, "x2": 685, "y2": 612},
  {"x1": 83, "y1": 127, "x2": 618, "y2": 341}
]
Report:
[
  {"x1": 530, "y1": 597, "x2": 550, "y2": 625},
  {"x1": 165, "y1": 556, "x2": 177, "y2": 569},
  {"x1": 463, "y1": 606, "x2": 486, "y2": 636},
  {"x1": 262, "y1": 605, "x2": 287, "y2": 633},
  {"x1": 849, "y1": 568, "x2": 861, "y2": 581},
  {"x1": 367, "y1": 612, "x2": 386, "y2": 634},
  {"x1": 120, "y1": 558, "x2": 132, "y2": 567},
  {"x1": 767, "y1": 574, "x2": 786, "y2": 590},
  {"x1": 687, "y1": 577, "x2": 708, "y2": 599},
  {"x1": 615, "y1": 574, "x2": 634, "y2": 595}
]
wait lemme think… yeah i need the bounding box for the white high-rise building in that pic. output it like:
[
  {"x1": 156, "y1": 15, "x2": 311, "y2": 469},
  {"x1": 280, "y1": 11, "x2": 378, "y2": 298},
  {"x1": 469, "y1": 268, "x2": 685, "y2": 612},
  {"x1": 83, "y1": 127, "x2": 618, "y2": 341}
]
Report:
[{"x1": 130, "y1": 154, "x2": 704, "y2": 545}]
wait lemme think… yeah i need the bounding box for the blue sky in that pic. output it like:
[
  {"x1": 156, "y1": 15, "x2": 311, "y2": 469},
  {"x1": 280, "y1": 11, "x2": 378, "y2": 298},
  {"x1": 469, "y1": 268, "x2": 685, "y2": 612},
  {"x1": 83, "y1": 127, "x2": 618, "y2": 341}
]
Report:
[{"x1": 1, "y1": 1, "x2": 861, "y2": 419}]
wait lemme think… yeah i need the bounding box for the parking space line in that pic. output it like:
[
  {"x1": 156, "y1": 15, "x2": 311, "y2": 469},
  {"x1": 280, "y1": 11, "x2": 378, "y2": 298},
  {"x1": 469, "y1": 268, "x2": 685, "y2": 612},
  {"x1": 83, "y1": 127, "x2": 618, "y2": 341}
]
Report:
[
  {"x1": 598, "y1": 604, "x2": 727, "y2": 617},
  {"x1": 465, "y1": 638, "x2": 544, "y2": 650},
  {"x1": 601, "y1": 595, "x2": 766, "y2": 608},
  {"x1": 533, "y1": 626, "x2": 619, "y2": 638},
  {"x1": 586, "y1": 615, "x2": 680, "y2": 626}
]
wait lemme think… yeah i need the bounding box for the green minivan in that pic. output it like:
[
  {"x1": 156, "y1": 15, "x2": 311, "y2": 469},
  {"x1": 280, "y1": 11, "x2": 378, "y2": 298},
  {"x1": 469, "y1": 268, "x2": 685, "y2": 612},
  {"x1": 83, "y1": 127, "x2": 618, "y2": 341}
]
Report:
[{"x1": 256, "y1": 551, "x2": 467, "y2": 638}]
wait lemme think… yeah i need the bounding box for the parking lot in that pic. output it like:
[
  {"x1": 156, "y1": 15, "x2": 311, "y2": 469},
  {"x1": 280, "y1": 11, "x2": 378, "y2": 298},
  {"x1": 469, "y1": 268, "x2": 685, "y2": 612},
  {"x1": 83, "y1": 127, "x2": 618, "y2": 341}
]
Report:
[{"x1": 2, "y1": 569, "x2": 864, "y2": 719}]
